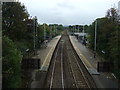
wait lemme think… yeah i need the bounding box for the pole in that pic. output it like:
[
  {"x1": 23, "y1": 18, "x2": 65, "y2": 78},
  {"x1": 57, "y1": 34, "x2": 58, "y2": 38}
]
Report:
[
  {"x1": 33, "y1": 17, "x2": 36, "y2": 55},
  {"x1": 35, "y1": 16, "x2": 37, "y2": 50},
  {"x1": 77, "y1": 25, "x2": 79, "y2": 33},
  {"x1": 33, "y1": 16, "x2": 37, "y2": 55},
  {"x1": 44, "y1": 23, "x2": 46, "y2": 41},
  {"x1": 75, "y1": 25, "x2": 76, "y2": 33},
  {"x1": 94, "y1": 20, "x2": 97, "y2": 58},
  {"x1": 73, "y1": 26, "x2": 75, "y2": 35},
  {"x1": 54, "y1": 25, "x2": 56, "y2": 36},
  {"x1": 50, "y1": 25, "x2": 52, "y2": 39},
  {"x1": 83, "y1": 25, "x2": 85, "y2": 40},
  {"x1": 56, "y1": 25, "x2": 57, "y2": 35}
]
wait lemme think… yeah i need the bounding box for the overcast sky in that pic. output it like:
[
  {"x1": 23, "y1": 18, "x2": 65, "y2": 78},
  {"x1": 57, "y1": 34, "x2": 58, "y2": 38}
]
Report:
[{"x1": 19, "y1": 0, "x2": 119, "y2": 25}]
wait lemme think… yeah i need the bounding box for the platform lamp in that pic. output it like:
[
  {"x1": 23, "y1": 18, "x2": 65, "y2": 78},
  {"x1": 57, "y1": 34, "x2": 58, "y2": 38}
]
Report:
[
  {"x1": 33, "y1": 16, "x2": 37, "y2": 55},
  {"x1": 94, "y1": 20, "x2": 97, "y2": 58}
]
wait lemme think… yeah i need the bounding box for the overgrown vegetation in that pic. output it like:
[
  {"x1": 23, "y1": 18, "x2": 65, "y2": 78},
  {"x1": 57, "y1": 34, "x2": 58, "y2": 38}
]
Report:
[
  {"x1": 2, "y1": 2, "x2": 63, "y2": 88},
  {"x1": 2, "y1": 2, "x2": 29, "y2": 88},
  {"x1": 87, "y1": 8, "x2": 120, "y2": 79},
  {"x1": 2, "y1": 36, "x2": 22, "y2": 88}
]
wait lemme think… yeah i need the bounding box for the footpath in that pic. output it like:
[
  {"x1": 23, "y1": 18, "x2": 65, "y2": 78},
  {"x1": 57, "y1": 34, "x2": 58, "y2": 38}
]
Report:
[
  {"x1": 30, "y1": 35, "x2": 61, "y2": 88},
  {"x1": 69, "y1": 35, "x2": 119, "y2": 88}
]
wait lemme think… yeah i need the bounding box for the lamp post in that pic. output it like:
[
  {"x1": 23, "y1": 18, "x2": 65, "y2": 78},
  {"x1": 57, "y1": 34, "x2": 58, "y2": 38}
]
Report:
[
  {"x1": 54, "y1": 25, "x2": 56, "y2": 36},
  {"x1": 75, "y1": 25, "x2": 76, "y2": 33},
  {"x1": 33, "y1": 16, "x2": 37, "y2": 55},
  {"x1": 50, "y1": 25, "x2": 52, "y2": 39},
  {"x1": 83, "y1": 25, "x2": 85, "y2": 41},
  {"x1": 56, "y1": 25, "x2": 57, "y2": 35},
  {"x1": 94, "y1": 20, "x2": 97, "y2": 58},
  {"x1": 78, "y1": 25, "x2": 79, "y2": 33},
  {"x1": 44, "y1": 23, "x2": 46, "y2": 41}
]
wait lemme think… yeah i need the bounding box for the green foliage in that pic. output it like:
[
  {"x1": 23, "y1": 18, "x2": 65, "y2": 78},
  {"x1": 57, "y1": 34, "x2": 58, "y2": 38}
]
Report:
[
  {"x1": 87, "y1": 7, "x2": 120, "y2": 79},
  {"x1": 109, "y1": 25, "x2": 120, "y2": 77},
  {"x1": 37, "y1": 24, "x2": 44, "y2": 43},
  {"x1": 2, "y1": 36, "x2": 22, "y2": 88},
  {"x1": 87, "y1": 17, "x2": 117, "y2": 59},
  {"x1": 2, "y1": 2, "x2": 34, "y2": 53},
  {"x1": 2, "y1": 2, "x2": 29, "y2": 41},
  {"x1": 2, "y1": 2, "x2": 30, "y2": 88}
]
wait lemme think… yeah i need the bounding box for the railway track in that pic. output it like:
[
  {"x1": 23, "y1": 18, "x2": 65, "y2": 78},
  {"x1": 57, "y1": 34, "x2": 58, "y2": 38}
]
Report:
[{"x1": 44, "y1": 31, "x2": 96, "y2": 89}]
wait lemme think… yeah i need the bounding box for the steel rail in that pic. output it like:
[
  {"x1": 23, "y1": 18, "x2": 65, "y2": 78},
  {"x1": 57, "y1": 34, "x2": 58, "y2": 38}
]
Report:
[
  {"x1": 61, "y1": 44, "x2": 64, "y2": 89},
  {"x1": 67, "y1": 48, "x2": 79, "y2": 88},
  {"x1": 72, "y1": 50, "x2": 90, "y2": 88},
  {"x1": 50, "y1": 43, "x2": 60, "y2": 89}
]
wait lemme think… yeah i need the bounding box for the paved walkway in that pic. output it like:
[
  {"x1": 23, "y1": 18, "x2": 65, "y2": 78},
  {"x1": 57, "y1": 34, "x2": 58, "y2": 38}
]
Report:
[
  {"x1": 30, "y1": 35, "x2": 61, "y2": 88},
  {"x1": 32, "y1": 35, "x2": 61, "y2": 71},
  {"x1": 69, "y1": 35, "x2": 119, "y2": 88}
]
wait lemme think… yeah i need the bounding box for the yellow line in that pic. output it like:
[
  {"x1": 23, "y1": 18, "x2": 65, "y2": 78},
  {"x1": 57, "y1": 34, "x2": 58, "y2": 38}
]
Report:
[
  {"x1": 41, "y1": 46, "x2": 54, "y2": 67},
  {"x1": 41, "y1": 36, "x2": 61, "y2": 68},
  {"x1": 70, "y1": 36, "x2": 93, "y2": 69},
  {"x1": 76, "y1": 47, "x2": 93, "y2": 68}
]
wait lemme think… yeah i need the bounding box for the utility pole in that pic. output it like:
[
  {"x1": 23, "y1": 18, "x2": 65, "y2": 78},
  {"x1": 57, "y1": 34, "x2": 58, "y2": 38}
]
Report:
[
  {"x1": 33, "y1": 16, "x2": 37, "y2": 55},
  {"x1": 94, "y1": 20, "x2": 97, "y2": 58},
  {"x1": 54, "y1": 25, "x2": 56, "y2": 36},
  {"x1": 75, "y1": 25, "x2": 76, "y2": 33},
  {"x1": 72, "y1": 26, "x2": 74, "y2": 33},
  {"x1": 56, "y1": 25, "x2": 57, "y2": 35},
  {"x1": 50, "y1": 25, "x2": 52, "y2": 39},
  {"x1": 78, "y1": 25, "x2": 79, "y2": 33},
  {"x1": 83, "y1": 25, "x2": 85, "y2": 41},
  {"x1": 35, "y1": 16, "x2": 38, "y2": 50},
  {"x1": 44, "y1": 23, "x2": 46, "y2": 41}
]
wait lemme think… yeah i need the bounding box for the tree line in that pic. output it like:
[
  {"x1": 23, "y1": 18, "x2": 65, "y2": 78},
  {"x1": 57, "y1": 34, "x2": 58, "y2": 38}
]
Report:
[
  {"x1": 68, "y1": 7, "x2": 120, "y2": 83},
  {"x1": 87, "y1": 8, "x2": 120, "y2": 80},
  {"x1": 2, "y1": 2, "x2": 63, "y2": 88}
]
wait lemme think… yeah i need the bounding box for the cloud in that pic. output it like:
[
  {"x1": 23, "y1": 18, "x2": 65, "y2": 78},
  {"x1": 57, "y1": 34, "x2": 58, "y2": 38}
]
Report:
[
  {"x1": 57, "y1": 2, "x2": 75, "y2": 9},
  {"x1": 19, "y1": 0, "x2": 119, "y2": 25}
]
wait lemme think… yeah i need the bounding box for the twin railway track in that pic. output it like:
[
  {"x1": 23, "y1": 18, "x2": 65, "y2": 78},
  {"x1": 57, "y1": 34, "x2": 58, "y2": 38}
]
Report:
[{"x1": 44, "y1": 31, "x2": 96, "y2": 89}]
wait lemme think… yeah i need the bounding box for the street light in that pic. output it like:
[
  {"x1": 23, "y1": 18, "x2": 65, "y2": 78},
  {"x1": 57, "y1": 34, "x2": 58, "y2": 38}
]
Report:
[
  {"x1": 94, "y1": 20, "x2": 97, "y2": 58},
  {"x1": 83, "y1": 25, "x2": 85, "y2": 41},
  {"x1": 54, "y1": 25, "x2": 56, "y2": 36},
  {"x1": 78, "y1": 25, "x2": 79, "y2": 33},
  {"x1": 33, "y1": 16, "x2": 37, "y2": 55},
  {"x1": 55, "y1": 25, "x2": 57, "y2": 35},
  {"x1": 50, "y1": 25, "x2": 52, "y2": 39},
  {"x1": 44, "y1": 23, "x2": 46, "y2": 41}
]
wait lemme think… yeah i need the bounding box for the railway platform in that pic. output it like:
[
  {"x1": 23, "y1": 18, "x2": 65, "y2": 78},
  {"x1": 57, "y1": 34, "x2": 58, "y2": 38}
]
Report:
[
  {"x1": 32, "y1": 35, "x2": 61, "y2": 71},
  {"x1": 69, "y1": 35, "x2": 119, "y2": 88},
  {"x1": 30, "y1": 35, "x2": 61, "y2": 88},
  {"x1": 30, "y1": 34, "x2": 118, "y2": 88}
]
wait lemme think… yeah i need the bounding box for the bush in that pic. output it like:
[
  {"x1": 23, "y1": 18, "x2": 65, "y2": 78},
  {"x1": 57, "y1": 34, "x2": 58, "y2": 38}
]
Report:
[{"x1": 2, "y1": 36, "x2": 22, "y2": 88}]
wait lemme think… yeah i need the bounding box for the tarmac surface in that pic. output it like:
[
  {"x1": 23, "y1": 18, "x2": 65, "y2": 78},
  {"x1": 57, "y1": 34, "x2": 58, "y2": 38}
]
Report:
[{"x1": 30, "y1": 35, "x2": 61, "y2": 88}]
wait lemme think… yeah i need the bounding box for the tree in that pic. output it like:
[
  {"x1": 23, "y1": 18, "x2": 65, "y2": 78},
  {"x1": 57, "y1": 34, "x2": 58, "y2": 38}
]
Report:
[
  {"x1": 2, "y1": 36, "x2": 22, "y2": 88},
  {"x1": 106, "y1": 8, "x2": 119, "y2": 23},
  {"x1": 87, "y1": 7, "x2": 120, "y2": 80},
  {"x1": 2, "y1": 2, "x2": 31, "y2": 88},
  {"x1": 2, "y1": 2, "x2": 29, "y2": 41}
]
